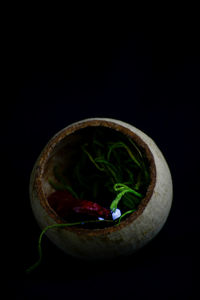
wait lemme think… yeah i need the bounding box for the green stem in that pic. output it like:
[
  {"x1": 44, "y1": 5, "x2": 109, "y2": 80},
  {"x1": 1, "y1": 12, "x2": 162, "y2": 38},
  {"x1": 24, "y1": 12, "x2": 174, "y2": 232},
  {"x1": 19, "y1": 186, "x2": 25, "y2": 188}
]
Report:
[
  {"x1": 53, "y1": 166, "x2": 79, "y2": 199},
  {"x1": 74, "y1": 164, "x2": 91, "y2": 192},
  {"x1": 110, "y1": 183, "x2": 143, "y2": 211},
  {"x1": 26, "y1": 219, "x2": 114, "y2": 274},
  {"x1": 95, "y1": 158, "x2": 120, "y2": 182},
  {"x1": 123, "y1": 197, "x2": 135, "y2": 209},
  {"x1": 48, "y1": 178, "x2": 79, "y2": 199},
  {"x1": 107, "y1": 142, "x2": 141, "y2": 167},
  {"x1": 82, "y1": 145, "x2": 104, "y2": 171},
  {"x1": 128, "y1": 138, "x2": 143, "y2": 159},
  {"x1": 117, "y1": 209, "x2": 136, "y2": 225}
]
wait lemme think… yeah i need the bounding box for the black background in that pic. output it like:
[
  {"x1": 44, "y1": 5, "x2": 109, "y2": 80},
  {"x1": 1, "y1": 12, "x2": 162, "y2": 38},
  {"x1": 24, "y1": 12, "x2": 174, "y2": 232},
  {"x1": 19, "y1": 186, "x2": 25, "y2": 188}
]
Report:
[{"x1": 4, "y1": 23, "x2": 199, "y2": 299}]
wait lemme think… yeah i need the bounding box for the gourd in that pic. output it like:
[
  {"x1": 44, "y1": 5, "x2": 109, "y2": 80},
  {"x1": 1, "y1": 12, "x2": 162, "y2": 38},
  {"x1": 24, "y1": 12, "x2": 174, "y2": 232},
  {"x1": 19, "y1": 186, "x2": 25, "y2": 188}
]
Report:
[{"x1": 28, "y1": 118, "x2": 173, "y2": 272}]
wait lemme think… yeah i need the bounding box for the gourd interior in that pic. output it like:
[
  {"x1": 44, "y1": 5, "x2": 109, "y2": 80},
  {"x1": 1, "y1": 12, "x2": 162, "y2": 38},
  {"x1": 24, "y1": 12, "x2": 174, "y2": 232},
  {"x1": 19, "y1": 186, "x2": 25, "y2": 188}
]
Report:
[{"x1": 40, "y1": 125, "x2": 153, "y2": 227}]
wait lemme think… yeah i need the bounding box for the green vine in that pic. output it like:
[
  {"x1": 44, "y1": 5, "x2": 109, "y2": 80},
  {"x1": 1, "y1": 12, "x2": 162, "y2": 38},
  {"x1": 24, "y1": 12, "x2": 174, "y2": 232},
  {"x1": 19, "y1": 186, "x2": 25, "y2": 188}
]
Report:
[{"x1": 26, "y1": 219, "x2": 114, "y2": 274}]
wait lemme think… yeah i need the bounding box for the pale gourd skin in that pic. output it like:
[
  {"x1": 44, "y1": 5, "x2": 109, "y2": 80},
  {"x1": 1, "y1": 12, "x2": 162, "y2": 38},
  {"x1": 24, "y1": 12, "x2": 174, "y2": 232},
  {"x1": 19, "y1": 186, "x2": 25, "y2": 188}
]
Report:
[{"x1": 30, "y1": 118, "x2": 173, "y2": 259}]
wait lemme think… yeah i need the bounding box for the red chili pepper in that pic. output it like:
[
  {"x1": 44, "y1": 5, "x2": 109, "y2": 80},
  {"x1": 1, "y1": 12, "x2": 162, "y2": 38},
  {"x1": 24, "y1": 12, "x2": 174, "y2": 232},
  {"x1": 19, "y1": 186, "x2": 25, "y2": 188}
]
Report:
[{"x1": 47, "y1": 190, "x2": 111, "y2": 219}]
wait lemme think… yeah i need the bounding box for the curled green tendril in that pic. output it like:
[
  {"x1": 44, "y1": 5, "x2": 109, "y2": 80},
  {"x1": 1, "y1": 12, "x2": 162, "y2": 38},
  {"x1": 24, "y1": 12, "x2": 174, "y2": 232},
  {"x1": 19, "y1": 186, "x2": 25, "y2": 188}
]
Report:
[{"x1": 110, "y1": 183, "x2": 143, "y2": 212}]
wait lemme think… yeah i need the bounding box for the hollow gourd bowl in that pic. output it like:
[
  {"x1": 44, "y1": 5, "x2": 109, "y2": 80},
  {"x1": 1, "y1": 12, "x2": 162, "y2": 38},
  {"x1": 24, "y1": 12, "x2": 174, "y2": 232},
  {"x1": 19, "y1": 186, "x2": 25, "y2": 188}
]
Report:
[{"x1": 30, "y1": 118, "x2": 173, "y2": 260}]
